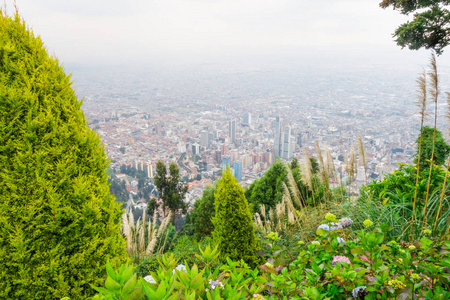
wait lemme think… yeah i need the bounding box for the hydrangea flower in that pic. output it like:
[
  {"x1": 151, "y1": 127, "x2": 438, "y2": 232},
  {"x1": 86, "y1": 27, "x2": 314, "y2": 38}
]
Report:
[
  {"x1": 268, "y1": 232, "x2": 279, "y2": 241},
  {"x1": 332, "y1": 255, "x2": 351, "y2": 266},
  {"x1": 311, "y1": 241, "x2": 320, "y2": 246},
  {"x1": 339, "y1": 217, "x2": 353, "y2": 228},
  {"x1": 337, "y1": 237, "x2": 346, "y2": 245},
  {"x1": 144, "y1": 275, "x2": 156, "y2": 284},
  {"x1": 411, "y1": 273, "x2": 421, "y2": 280},
  {"x1": 408, "y1": 245, "x2": 416, "y2": 251},
  {"x1": 318, "y1": 224, "x2": 330, "y2": 231},
  {"x1": 173, "y1": 264, "x2": 186, "y2": 274},
  {"x1": 253, "y1": 294, "x2": 266, "y2": 299},
  {"x1": 208, "y1": 279, "x2": 224, "y2": 290},
  {"x1": 388, "y1": 279, "x2": 406, "y2": 290},
  {"x1": 363, "y1": 219, "x2": 373, "y2": 228},
  {"x1": 298, "y1": 240, "x2": 305, "y2": 245},
  {"x1": 318, "y1": 223, "x2": 342, "y2": 232},
  {"x1": 325, "y1": 213, "x2": 338, "y2": 222},
  {"x1": 329, "y1": 222, "x2": 343, "y2": 231},
  {"x1": 424, "y1": 229, "x2": 432, "y2": 235},
  {"x1": 352, "y1": 286, "x2": 367, "y2": 298}
]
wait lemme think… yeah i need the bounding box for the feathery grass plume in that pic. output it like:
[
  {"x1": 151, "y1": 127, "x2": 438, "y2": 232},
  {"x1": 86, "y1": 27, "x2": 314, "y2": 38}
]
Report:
[
  {"x1": 146, "y1": 211, "x2": 173, "y2": 255},
  {"x1": 285, "y1": 164, "x2": 305, "y2": 211},
  {"x1": 315, "y1": 141, "x2": 330, "y2": 203},
  {"x1": 358, "y1": 136, "x2": 368, "y2": 185},
  {"x1": 325, "y1": 147, "x2": 337, "y2": 182},
  {"x1": 424, "y1": 52, "x2": 440, "y2": 225},
  {"x1": 300, "y1": 153, "x2": 313, "y2": 190},
  {"x1": 412, "y1": 69, "x2": 428, "y2": 232},
  {"x1": 301, "y1": 150, "x2": 316, "y2": 206},
  {"x1": 260, "y1": 204, "x2": 267, "y2": 222},
  {"x1": 253, "y1": 212, "x2": 265, "y2": 234},
  {"x1": 346, "y1": 147, "x2": 357, "y2": 196},
  {"x1": 434, "y1": 92, "x2": 450, "y2": 232},
  {"x1": 281, "y1": 181, "x2": 301, "y2": 223}
]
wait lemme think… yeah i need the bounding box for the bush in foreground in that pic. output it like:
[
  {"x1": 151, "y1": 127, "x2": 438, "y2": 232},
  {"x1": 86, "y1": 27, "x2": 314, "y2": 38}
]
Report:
[
  {"x1": 94, "y1": 215, "x2": 450, "y2": 299},
  {"x1": 0, "y1": 12, "x2": 127, "y2": 299}
]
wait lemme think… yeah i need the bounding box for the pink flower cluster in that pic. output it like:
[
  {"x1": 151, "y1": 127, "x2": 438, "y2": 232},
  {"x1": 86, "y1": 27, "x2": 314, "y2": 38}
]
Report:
[{"x1": 332, "y1": 255, "x2": 351, "y2": 267}]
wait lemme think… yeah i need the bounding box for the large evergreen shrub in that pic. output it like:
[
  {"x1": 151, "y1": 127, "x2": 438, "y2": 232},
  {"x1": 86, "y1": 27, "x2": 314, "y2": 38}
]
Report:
[
  {"x1": 0, "y1": 12, "x2": 127, "y2": 299},
  {"x1": 212, "y1": 168, "x2": 261, "y2": 267}
]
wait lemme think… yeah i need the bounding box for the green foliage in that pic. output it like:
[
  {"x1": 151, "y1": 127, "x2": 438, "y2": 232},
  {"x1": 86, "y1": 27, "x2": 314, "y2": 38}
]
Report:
[
  {"x1": 96, "y1": 218, "x2": 450, "y2": 299},
  {"x1": 245, "y1": 159, "x2": 287, "y2": 212},
  {"x1": 414, "y1": 126, "x2": 450, "y2": 171},
  {"x1": 380, "y1": 0, "x2": 450, "y2": 54},
  {"x1": 92, "y1": 262, "x2": 142, "y2": 300},
  {"x1": 0, "y1": 12, "x2": 127, "y2": 299},
  {"x1": 154, "y1": 161, "x2": 188, "y2": 219},
  {"x1": 213, "y1": 168, "x2": 261, "y2": 267},
  {"x1": 191, "y1": 184, "x2": 216, "y2": 238}
]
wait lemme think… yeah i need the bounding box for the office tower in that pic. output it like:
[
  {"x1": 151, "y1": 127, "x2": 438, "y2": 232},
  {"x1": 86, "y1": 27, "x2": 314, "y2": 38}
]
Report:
[
  {"x1": 274, "y1": 117, "x2": 282, "y2": 157},
  {"x1": 145, "y1": 164, "x2": 153, "y2": 178},
  {"x1": 200, "y1": 130, "x2": 209, "y2": 148},
  {"x1": 244, "y1": 112, "x2": 251, "y2": 125},
  {"x1": 192, "y1": 143, "x2": 200, "y2": 156},
  {"x1": 220, "y1": 144, "x2": 229, "y2": 155},
  {"x1": 282, "y1": 126, "x2": 292, "y2": 160},
  {"x1": 222, "y1": 155, "x2": 231, "y2": 171},
  {"x1": 229, "y1": 119, "x2": 236, "y2": 144},
  {"x1": 297, "y1": 133, "x2": 302, "y2": 147},
  {"x1": 233, "y1": 161, "x2": 242, "y2": 181},
  {"x1": 215, "y1": 150, "x2": 222, "y2": 164},
  {"x1": 208, "y1": 132, "x2": 214, "y2": 146}
]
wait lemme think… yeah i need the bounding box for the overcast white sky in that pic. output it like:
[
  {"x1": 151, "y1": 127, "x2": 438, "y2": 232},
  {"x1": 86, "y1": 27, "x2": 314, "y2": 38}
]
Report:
[{"x1": 5, "y1": 0, "x2": 450, "y2": 67}]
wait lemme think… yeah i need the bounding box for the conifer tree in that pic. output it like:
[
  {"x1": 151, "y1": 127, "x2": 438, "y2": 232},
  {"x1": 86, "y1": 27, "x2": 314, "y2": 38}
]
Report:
[
  {"x1": 0, "y1": 12, "x2": 127, "y2": 299},
  {"x1": 212, "y1": 168, "x2": 261, "y2": 267}
]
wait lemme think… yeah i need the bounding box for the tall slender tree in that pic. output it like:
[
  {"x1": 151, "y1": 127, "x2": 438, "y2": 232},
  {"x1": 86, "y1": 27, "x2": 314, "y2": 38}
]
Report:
[
  {"x1": 0, "y1": 11, "x2": 127, "y2": 299},
  {"x1": 153, "y1": 160, "x2": 187, "y2": 221},
  {"x1": 212, "y1": 168, "x2": 261, "y2": 267}
]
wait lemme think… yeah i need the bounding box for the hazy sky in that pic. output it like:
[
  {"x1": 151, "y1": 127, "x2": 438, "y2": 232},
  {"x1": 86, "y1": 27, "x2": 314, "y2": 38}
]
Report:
[{"x1": 5, "y1": 0, "x2": 450, "y2": 67}]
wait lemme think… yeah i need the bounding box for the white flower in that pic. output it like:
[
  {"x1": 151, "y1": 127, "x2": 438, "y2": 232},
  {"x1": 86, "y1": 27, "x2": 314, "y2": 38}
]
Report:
[
  {"x1": 144, "y1": 275, "x2": 156, "y2": 284},
  {"x1": 173, "y1": 264, "x2": 187, "y2": 275},
  {"x1": 208, "y1": 279, "x2": 224, "y2": 290},
  {"x1": 337, "y1": 237, "x2": 346, "y2": 245}
]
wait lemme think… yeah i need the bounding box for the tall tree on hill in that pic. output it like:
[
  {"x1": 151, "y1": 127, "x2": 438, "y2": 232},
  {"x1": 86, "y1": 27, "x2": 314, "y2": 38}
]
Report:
[
  {"x1": 380, "y1": 0, "x2": 450, "y2": 54},
  {"x1": 0, "y1": 11, "x2": 127, "y2": 299},
  {"x1": 212, "y1": 168, "x2": 261, "y2": 267},
  {"x1": 153, "y1": 160, "x2": 188, "y2": 221}
]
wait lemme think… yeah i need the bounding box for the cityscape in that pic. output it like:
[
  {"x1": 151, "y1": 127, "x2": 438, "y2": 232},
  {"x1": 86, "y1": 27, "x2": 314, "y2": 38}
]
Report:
[{"x1": 73, "y1": 61, "x2": 450, "y2": 207}]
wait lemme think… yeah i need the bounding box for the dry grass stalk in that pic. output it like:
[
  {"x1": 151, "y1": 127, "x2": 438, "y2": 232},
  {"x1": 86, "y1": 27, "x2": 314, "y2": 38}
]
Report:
[
  {"x1": 434, "y1": 91, "x2": 450, "y2": 232},
  {"x1": 301, "y1": 150, "x2": 316, "y2": 206},
  {"x1": 358, "y1": 136, "x2": 368, "y2": 185},
  {"x1": 260, "y1": 204, "x2": 267, "y2": 222},
  {"x1": 285, "y1": 164, "x2": 305, "y2": 211},
  {"x1": 412, "y1": 69, "x2": 428, "y2": 232},
  {"x1": 325, "y1": 147, "x2": 337, "y2": 182},
  {"x1": 315, "y1": 141, "x2": 329, "y2": 189},
  {"x1": 424, "y1": 52, "x2": 440, "y2": 225}
]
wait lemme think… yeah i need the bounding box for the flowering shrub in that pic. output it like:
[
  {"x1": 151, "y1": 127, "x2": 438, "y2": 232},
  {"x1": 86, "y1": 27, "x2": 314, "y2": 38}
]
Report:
[{"x1": 94, "y1": 217, "x2": 450, "y2": 299}]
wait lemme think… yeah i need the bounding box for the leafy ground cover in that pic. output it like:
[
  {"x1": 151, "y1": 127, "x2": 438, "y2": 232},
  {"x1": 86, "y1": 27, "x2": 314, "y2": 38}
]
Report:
[{"x1": 93, "y1": 215, "x2": 450, "y2": 299}]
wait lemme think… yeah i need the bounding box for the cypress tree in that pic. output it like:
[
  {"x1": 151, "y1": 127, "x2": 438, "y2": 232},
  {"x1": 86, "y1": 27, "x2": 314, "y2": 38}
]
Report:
[
  {"x1": 0, "y1": 12, "x2": 127, "y2": 299},
  {"x1": 212, "y1": 168, "x2": 261, "y2": 267}
]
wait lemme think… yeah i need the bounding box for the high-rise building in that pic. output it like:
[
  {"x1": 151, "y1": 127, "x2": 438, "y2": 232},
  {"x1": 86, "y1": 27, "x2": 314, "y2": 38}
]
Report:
[
  {"x1": 244, "y1": 112, "x2": 251, "y2": 126},
  {"x1": 229, "y1": 119, "x2": 236, "y2": 144},
  {"x1": 215, "y1": 150, "x2": 222, "y2": 164},
  {"x1": 192, "y1": 143, "x2": 200, "y2": 156},
  {"x1": 282, "y1": 126, "x2": 292, "y2": 160},
  {"x1": 222, "y1": 155, "x2": 231, "y2": 171},
  {"x1": 145, "y1": 163, "x2": 153, "y2": 178},
  {"x1": 274, "y1": 117, "x2": 283, "y2": 157},
  {"x1": 233, "y1": 161, "x2": 242, "y2": 181},
  {"x1": 200, "y1": 130, "x2": 209, "y2": 148}
]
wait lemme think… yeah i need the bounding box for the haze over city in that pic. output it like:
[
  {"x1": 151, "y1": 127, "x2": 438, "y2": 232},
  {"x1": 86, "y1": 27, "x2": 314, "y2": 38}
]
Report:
[{"x1": 7, "y1": 0, "x2": 450, "y2": 200}]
